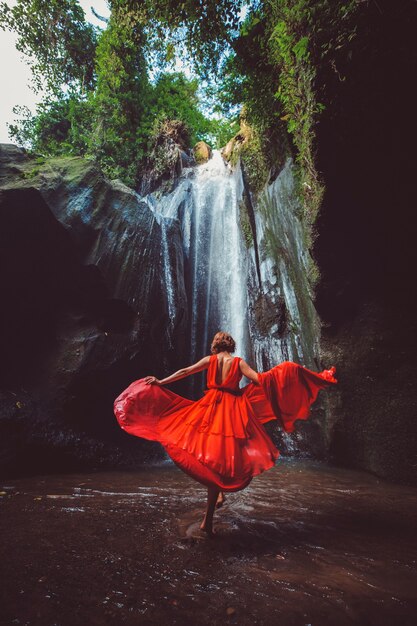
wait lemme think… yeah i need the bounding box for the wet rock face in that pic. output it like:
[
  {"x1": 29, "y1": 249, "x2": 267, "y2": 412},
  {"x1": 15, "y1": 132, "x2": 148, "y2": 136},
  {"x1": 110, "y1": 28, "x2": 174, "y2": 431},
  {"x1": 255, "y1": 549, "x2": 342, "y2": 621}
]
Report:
[
  {"x1": 0, "y1": 186, "x2": 136, "y2": 382},
  {"x1": 0, "y1": 144, "x2": 187, "y2": 476},
  {"x1": 253, "y1": 293, "x2": 287, "y2": 337},
  {"x1": 320, "y1": 302, "x2": 417, "y2": 485},
  {"x1": 314, "y1": 1, "x2": 417, "y2": 484},
  {"x1": 246, "y1": 158, "x2": 320, "y2": 373}
]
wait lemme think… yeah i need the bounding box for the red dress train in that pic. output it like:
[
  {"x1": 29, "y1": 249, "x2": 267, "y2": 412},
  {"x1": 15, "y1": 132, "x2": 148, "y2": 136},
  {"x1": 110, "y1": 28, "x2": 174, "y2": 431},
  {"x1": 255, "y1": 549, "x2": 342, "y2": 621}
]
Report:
[{"x1": 113, "y1": 356, "x2": 337, "y2": 492}]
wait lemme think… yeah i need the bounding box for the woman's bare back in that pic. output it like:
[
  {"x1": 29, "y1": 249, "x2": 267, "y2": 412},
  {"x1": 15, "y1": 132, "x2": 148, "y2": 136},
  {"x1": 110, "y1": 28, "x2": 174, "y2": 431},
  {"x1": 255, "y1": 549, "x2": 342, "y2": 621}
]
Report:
[{"x1": 214, "y1": 352, "x2": 235, "y2": 385}]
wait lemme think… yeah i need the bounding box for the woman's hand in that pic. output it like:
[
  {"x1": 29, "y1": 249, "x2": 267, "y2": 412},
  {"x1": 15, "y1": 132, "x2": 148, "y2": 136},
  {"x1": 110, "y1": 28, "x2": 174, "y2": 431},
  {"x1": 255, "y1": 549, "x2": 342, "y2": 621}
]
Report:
[{"x1": 144, "y1": 376, "x2": 161, "y2": 385}]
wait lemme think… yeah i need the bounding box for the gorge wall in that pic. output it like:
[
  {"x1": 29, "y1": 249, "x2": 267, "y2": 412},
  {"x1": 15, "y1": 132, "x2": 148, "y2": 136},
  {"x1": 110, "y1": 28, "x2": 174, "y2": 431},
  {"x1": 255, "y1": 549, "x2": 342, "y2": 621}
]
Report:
[
  {"x1": 0, "y1": 139, "x2": 326, "y2": 476},
  {"x1": 0, "y1": 144, "x2": 188, "y2": 475},
  {"x1": 313, "y1": 0, "x2": 417, "y2": 484}
]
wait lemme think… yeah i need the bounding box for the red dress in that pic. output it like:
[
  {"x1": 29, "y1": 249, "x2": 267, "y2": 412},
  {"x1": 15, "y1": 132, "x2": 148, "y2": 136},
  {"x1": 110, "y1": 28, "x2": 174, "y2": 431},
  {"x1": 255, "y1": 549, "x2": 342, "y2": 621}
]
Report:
[{"x1": 114, "y1": 356, "x2": 337, "y2": 492}]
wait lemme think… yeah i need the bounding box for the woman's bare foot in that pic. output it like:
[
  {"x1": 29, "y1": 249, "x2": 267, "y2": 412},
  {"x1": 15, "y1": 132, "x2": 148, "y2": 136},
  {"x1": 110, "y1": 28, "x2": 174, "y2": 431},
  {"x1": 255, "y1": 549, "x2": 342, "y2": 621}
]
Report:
[
  {"x1": 216, "y1": 491, "x2": 226, "y2": 509},
  {"x1": 199, "y1": 520, "x2": 215, "y2": 536}
]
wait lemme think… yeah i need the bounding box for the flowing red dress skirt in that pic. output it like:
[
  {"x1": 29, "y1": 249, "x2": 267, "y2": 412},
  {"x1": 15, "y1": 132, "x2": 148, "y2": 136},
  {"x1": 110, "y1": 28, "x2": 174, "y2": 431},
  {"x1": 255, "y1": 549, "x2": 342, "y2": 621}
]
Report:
[{"x1": 114, "y1": 356, "x2": 337, "y2": 492}]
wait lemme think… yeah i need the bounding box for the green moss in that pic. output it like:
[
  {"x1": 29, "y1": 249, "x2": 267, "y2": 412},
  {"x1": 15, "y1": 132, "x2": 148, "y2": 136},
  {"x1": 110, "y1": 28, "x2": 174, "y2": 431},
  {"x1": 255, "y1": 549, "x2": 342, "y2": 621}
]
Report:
[
  {"x1": 225, "y1": 1, "x2": 359, "y2": 297},
  {"x1": 307, "y1": 261, "x2": 321, "y2": 289},
  {"x1": 241, "y1": 134, "x2": 269, "y2": 194},
  {"x1": 228, "y1": 139, "x2": 241, "y2": 168},
  {"x1": 223, "y1": 117, "x2": 270, "y2": 195},
  {"x1": 238, "y1": 195, "x2": 253, "y2": 248},
  {"x1": 21, "y1": 167, "x2": 41, "y2": 179}
]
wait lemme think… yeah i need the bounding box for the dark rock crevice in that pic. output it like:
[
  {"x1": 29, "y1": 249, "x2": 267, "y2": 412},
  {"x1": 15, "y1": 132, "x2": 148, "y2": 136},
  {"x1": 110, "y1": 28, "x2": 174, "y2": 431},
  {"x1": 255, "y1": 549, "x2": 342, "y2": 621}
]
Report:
[
  {"x1": 240, "y1": 169, "x2": 262, "y2": 288},
  {"x1": 314, "y1": 0, "x2": 417, "y2": 484}
]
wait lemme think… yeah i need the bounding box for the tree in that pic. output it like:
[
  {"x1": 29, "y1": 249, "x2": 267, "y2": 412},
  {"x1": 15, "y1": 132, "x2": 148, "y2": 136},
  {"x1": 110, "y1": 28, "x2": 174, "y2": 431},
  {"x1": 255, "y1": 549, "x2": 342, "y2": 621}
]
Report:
[
  {"x1": 90, "y1": 0, "x2": 152, "y2": 185},
  {"x1": 115, "y1": 0, "x2": 244, "y2": 78},
  {"x1": 1, "y1": 0, "x2": 246, "y2": 185},
  {"x1": 0, "y1": 0, "x2": 97, "y2": 95}
]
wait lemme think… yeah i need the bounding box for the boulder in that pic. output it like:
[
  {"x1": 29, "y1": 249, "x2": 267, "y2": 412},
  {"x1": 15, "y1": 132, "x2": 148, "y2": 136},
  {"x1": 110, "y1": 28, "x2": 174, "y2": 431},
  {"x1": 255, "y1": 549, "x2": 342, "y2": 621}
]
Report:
[{"x1": 193, "y1": 141, "x2": 212, "y2": 164}]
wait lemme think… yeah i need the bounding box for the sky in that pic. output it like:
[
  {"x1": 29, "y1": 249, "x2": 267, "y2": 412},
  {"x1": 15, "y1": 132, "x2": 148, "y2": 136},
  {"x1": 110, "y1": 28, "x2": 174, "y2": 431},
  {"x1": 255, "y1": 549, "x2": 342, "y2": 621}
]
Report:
[{"x1": 0, "y1": 0, "x2": 111, "y2": 144}]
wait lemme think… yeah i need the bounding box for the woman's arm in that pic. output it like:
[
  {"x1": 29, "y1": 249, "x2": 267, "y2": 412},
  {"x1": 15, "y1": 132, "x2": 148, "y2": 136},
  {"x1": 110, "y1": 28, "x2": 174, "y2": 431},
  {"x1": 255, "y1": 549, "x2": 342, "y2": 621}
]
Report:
[
  {"x1": 144, "y1": 355, "x2": 211, "y2": 386},
  {"x1": 239, "y1": 359, "x2": 259, "y2": 384}
]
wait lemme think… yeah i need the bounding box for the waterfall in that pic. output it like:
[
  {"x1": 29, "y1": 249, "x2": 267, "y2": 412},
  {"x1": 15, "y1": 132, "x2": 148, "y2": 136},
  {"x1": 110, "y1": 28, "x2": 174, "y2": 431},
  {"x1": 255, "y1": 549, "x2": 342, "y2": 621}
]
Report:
[
  {"x1": 144, "y1": 149, "x2": 320, "y2": 398},
  {"x1": 186, "y1": 151, "x2": 250, "y2": 366}
]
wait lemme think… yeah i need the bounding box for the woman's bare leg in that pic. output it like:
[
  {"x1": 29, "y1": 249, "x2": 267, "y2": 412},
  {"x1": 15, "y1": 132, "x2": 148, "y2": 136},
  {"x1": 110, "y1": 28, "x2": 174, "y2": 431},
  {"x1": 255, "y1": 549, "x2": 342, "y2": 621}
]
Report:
[
  {"x1": 200, "y1": 486, "x2": 220, "y2": 535},
  {"x1": 216, "y1": 491, "x2": 226, "y2": 508}
]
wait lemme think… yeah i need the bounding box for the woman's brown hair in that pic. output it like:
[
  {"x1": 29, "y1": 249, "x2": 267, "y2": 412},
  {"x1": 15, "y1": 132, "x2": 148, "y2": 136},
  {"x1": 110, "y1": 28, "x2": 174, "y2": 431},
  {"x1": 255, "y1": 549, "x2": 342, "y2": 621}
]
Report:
[{"x1": 210, "y1": 331, "x2": 236, "y2": 354}]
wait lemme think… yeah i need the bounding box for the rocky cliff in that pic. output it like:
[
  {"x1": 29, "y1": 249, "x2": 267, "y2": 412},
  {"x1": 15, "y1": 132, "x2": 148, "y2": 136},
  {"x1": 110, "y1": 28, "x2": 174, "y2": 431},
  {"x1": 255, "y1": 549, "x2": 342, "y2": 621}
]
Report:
[
  {"x1": 314, "y1": 0, "x2": 417, "y2": 484},
  {"x1": 0, "y1": 140, "x2": 330, "y2": 475},
  {"x1": 0, "y1": 144, "x2": 187, "y2": 475},
  {"x1": 2, "y1": 22, "x2": 417, "y2": 489}
]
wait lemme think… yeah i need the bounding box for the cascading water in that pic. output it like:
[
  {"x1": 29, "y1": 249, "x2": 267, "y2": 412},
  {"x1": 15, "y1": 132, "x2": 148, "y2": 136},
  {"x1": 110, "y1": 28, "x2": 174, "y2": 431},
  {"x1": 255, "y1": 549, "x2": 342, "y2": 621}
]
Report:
[
  {"x1": 145, "y1": 151, "x2": 250, "y2": 393},
  {"x1": 144, "y1": 149, "x2": 320, "y2": 406},
  {"x1": 185, "y1": 152, "x2": 250, "y2": 367}
]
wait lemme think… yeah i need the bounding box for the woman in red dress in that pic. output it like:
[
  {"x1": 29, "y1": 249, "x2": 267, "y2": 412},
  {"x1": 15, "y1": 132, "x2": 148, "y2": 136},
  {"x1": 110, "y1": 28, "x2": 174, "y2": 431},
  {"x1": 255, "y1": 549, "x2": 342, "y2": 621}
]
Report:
[{"x1": 114, "y1": 331, "x2": 337, "y2": 535}]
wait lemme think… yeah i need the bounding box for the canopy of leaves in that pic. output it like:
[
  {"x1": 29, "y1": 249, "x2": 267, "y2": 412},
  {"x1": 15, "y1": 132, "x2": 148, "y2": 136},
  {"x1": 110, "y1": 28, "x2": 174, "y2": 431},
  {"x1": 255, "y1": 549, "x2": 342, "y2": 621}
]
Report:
[
  {"x1": 7, "y1": 96, "x2": 94, "y2": 156},
  {"x1": 0, "y1": 0, "x2": 97, "y2": 94},
  {"x1": 1, "y1": 0, "x2": 361, "y2": 197},
  {"x1": 113, "y1": 0, "x2": 245, "y2": 77},
  {"x1": 2, "y1": 0, "x2": 244, "y2": 186}
]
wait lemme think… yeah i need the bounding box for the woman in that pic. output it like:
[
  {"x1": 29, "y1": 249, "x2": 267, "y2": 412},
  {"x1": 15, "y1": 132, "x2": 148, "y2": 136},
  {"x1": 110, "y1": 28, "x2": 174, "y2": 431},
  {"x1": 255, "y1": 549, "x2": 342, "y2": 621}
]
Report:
[{"x1": 114, "y1": 331, "x2": 337, "y2": 536}]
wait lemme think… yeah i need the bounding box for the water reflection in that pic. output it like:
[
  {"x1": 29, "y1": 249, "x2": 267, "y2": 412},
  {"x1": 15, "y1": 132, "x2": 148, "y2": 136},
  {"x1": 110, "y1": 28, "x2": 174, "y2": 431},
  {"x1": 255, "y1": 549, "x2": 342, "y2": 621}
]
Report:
[{"x1": 1, "y1": 459, "x2": 416, "y2": 625}]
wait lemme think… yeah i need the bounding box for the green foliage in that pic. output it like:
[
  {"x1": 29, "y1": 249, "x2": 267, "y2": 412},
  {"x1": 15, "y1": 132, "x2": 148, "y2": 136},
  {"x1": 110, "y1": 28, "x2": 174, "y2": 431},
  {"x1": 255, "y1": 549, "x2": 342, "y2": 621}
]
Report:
[
  {"x1": 241, "y1": 129, "x2": 270, "y2": 193},
  {"x1": 216, "y1": 0, "x2": 359, "y2": 226},
  {"x1": 7, "y1": 106, "x2": 36, "y2": 150},
  {"x1": 209, "y1": 118, "x2": 241, "y2": 149},
  {"x1": 119, "y1": 0, "x2": 243, "y2": 78},
  {"x1": 268, "y1": 14, "x2": 323, "y2": 222},
  {"x1": 89, "y1": 2, "x2": 153, "y2": 186},
  {"x1": 148, "y1": 72, "x2": 239, "y2": 149},
  {"x1": 150, "y1": 73, "x2": 211, "y2": 146},
  {"x1": 0, "y1": 0, "x2": 97, "y2": 95},
  {"x1": 8, "y1": 96, "x2": 94, "y2": 156},
  {"x1": 2, "y1": 0, "x2": 241, "y2": 186},
  {"x1": 1, "y1": 0, "x2": 360, "y2": 202}
]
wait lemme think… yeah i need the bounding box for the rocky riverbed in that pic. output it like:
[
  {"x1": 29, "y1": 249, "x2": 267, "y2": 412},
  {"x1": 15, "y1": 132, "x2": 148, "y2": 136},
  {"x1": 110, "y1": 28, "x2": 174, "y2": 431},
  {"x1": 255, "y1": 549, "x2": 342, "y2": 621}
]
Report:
[{"x1": 1, "y1": 459, "x2": 416, "y2": 625}]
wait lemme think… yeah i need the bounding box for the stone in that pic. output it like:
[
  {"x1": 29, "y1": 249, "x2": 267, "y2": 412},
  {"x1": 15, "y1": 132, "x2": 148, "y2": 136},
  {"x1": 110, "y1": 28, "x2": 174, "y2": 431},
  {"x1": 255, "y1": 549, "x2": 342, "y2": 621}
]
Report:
[
  {"x1": 193, "y1": 141, "x2": 212, "y2": 164},
  {"x1": 0, "y1": 144, "x2": 187, "y2": 475}
]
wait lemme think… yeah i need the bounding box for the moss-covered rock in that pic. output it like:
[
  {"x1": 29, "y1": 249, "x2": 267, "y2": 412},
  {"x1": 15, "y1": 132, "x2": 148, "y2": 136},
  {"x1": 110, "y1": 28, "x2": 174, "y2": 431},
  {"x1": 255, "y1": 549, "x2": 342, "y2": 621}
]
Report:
[
  {"x1": 140, "y1": 119, "x2": 191, "y2": 194},
  {"x1": 193, "y1": 141, "x2": 212, "y2": 164},
  {"x1": 238, "y1": 193, "x2": 254, "y2": 248},
  {"x1": 222, "y1": 112, "x2": 289, "y2": 195}
]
